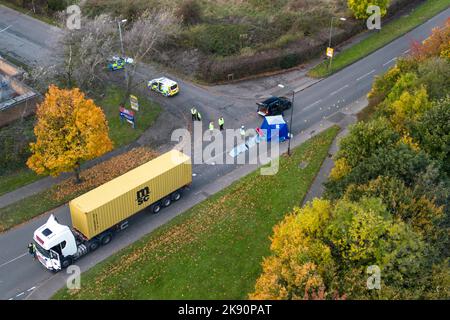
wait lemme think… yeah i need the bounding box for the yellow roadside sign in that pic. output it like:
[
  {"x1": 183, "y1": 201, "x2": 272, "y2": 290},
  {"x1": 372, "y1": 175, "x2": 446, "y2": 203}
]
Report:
[
  {"x1": 326, "y1": 47, "x2": 334, "y2": 58},
  {"x1": 130, "y1": 94, "x2": 139, "y2": 111}
]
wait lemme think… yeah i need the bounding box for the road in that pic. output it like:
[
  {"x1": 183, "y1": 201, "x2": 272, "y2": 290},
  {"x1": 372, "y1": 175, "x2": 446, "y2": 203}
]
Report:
[
  {"x1": 0, "y1": 5, "x2": 62, "y2": 66},
  {"x1": 0, "y1": 4, "x2": 449, "y2": 300}
]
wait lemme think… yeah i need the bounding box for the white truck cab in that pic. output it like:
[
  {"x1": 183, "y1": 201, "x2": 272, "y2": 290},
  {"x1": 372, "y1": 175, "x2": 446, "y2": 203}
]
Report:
[
  {"x1": 33, "y1": 215, "x2": 77, "y2": 271},
  {"x1": 33, "y1": 214, "x2": 113, "y2": 272}
]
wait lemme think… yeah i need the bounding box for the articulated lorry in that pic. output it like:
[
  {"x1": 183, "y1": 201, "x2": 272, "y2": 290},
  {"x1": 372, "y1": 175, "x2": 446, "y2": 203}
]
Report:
[{"x1": 33, "y1": 150, "x2": 192, "y2": 271}]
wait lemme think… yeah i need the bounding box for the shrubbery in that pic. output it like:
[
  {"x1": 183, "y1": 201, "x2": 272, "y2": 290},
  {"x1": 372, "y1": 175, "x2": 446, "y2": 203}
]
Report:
[{"x1": 0, "y1": 117, "x2": 35, "y2": 175}]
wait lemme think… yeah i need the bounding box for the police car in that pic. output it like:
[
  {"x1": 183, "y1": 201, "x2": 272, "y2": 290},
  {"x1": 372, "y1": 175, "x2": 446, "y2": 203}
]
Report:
[
  {"x1": 148, "y1": 77, "x2": 179, "y2": 97},
  {"x1": 107, "y1": 56, "x2": 134, "y2": 71}
]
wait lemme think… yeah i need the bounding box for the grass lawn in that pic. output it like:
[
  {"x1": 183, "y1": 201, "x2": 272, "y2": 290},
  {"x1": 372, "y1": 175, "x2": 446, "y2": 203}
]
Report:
[
  {"x1": 95, "y1": 86, "x2": 162, "y2": 148},
  {"x1": 53, "y1": 126, "x2": 340, "y2": 300},
  {"x1": 0, "y1": 188, "x2": 63, "y2": 232},
  {"x1": 0, "y1": 169, "x2": 40, "y2": 197},
  {"x1": 308, "y1": 0, "x2": 450, "y2": 78}
]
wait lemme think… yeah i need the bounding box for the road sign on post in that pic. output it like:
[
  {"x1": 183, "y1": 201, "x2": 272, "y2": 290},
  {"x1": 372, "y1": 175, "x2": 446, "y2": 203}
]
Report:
[
  {"x1": 119, "y1": 106, "x2": 136, "y2": 129},
  {"x1": 326, "y1": 47, "x2": 334, "y2": 58},
  {"x1": 130, "y1": 94, "x2": 139, "y2": 111}
]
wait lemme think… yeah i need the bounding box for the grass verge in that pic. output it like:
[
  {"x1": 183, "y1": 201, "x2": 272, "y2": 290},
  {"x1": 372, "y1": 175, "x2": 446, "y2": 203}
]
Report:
[
  {"x1": 0, "y1": 169, "x2": 40, "y2": 197},
  {"x1": 308, "y1": 0, "x2": 450, "y2": 78},
  {"x1": 53, "y1": 126, "x2": 340, "y2": 300},
  {"x1": 95, "y1": 86, "x2": 162, "y2": 148}
]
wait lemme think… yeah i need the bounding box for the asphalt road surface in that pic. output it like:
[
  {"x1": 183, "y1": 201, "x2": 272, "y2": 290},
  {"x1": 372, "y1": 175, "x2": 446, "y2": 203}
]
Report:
[
  {"x1": 0, "y1": 5, "x2": 62, "y2": 66},
  {"x1": 0, "y1": 5, "x2": 448, "y2": 300}
]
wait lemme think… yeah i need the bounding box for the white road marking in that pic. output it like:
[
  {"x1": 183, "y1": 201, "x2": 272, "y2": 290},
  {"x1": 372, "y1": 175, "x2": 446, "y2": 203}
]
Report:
[
  {"x1": 27, "y1": 287, "x2": 36, "y2": 292},
  {"x1": 0, "y1": 25, "x2": 12, "y2": 33},
  {"x1": 0, "y1": 253, "x2": 27, "y2": 269},
  {"x1": 16, "y1": 292, "x2": 24, "y2": 297},
  {"x1": 305, "y1": 99, "x2": 322, "y2": 109},
  {"x1": 403, "y1": 49, "x2": 411, "y2": 54},
  {"x1": 356, "y1": 69, "x2": 376, "y2": 81},
  {"x1": 383, "y1": 57, "x2": 397, "y2": 66},
  {"x1": 8, "y1": 298, "x2": 13, "y2": 300},
  {"x1": 329, "y1": 85, "x2": 349, "y2": 96}
]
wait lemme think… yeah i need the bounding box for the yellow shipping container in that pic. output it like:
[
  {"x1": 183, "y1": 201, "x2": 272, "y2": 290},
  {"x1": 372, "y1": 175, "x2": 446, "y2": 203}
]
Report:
[{"x1": 69, "y1": 150, "x2": 192, "y2": 239}]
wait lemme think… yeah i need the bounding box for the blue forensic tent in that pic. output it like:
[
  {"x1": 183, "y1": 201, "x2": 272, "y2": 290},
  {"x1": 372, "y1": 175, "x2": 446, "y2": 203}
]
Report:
[{"x1": 260, "y1": 115, "x2": 289, "y2": 142}]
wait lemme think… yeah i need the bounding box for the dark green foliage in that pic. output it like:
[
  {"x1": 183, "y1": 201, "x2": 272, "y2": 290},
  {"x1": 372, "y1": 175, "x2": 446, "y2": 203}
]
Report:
[
  {"x1": 183, "y1": 24, "x2": 251, "y2": 56},
  {"x1": 416, "y1": 57, "x2": 450, "y2": 100},
  {"x1": 410, "y1": 98, "x2": 450, "y2": 174},
  {"x1": 177, "y1": 0, "x2": 202, "y2": 26},
  {"x1": 0, "y1": 117, "x2": 35, "y2": 175},
  {"x1": 336, "y1": 118, "x2": 399, "y2": 168},
  {"x1": 326, "y1": 143, "x2": 436, "y2": 199}
]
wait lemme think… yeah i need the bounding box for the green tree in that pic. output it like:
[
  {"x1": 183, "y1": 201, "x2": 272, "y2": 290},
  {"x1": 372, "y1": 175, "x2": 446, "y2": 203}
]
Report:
[
  {"x1": 335, "y1": 118, "x2": 399, "y2": 168},
  {"x1": 344, "y1": 176, "x2": 447, "y2": 250},
  {"x1": 411, "y1": 97, "x2": 450, "y2": 173},
  {"x1": 388, "y1": 86, "x2": 432, "y2": 133},
  {"x1": 326, "y1": 144, "x2": 435, "y2": 199},
  {"x1": 417, "y1": 57, "x2": 450, "y2": 100},
  {"x1": 347, "y1": 0, "x2": 390, "y2": 19},
  {"x1": 251, "y1": 197, "x2": 436, "y2": 299},
  {"x1": 385, "y1": 72, "x2": 419, "y2": 103}
]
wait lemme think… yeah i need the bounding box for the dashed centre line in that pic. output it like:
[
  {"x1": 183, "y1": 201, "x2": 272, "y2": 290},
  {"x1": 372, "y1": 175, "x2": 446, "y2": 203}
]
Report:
[
  {"x1": 305, "y1": 99, "x2": 322, "y2": 109},
  {"x1": 383, "y1": 57, "x2": 397, "y2": 66},
  {"x1": 356, "y1": 69, "x2": 376, "y2": 81},
  {"x1": 329, "y1": 85, "x2": 349, "y2": 96},
  {"x1": 0, "y1": 252, "x2": 27, "y2": 269}
]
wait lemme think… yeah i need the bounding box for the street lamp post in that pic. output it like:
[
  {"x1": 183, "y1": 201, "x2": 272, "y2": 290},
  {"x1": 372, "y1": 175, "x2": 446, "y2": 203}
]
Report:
[
  {"x1": 328, "y1": 17, "x2": 346, "y2": 73},
  {"x1": 278, "y1": 84, "x2": 295, "y2": 156},
  {"x1": 117, "y1": 19, "x2": 129, "y2": 92}
]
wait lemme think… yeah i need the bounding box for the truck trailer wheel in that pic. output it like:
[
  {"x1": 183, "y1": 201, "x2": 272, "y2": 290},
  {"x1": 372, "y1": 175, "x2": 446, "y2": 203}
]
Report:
[
  {"x1": 162, "y1": 197, "x2": 172, "y2": 207},
  {"x1": 171, "y1": 191, "x2": 181, "y2": 201},
  {"x1": 100, "y1": 233, "x2": 113, "y2": 245},
  {"x1": 151, "y1": 202, "x2": 162, "y2": 214}
]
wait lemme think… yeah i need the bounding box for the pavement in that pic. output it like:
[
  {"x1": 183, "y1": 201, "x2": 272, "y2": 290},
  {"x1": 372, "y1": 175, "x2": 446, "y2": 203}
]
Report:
[{"x1": 0, "y1": 4, "x2": 448, "y2": 300}]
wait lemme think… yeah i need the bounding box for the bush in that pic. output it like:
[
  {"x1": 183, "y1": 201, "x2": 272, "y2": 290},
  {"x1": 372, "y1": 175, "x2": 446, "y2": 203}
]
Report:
[
  {"x1": 47, "y1": 0, "x2": 67, "y2": 12},
  {"x1": 0, "y1": 117, "x2": 35, "y2": 175},
  {"x1": 184, "y1": 24, "x2": 250, "y2": 56},
  {"x1": 199, "y1": 42, "x2": 327, "y2": 82},
  {"x1": 177, "y1": 0, "x2": 202, "y2": 25}
]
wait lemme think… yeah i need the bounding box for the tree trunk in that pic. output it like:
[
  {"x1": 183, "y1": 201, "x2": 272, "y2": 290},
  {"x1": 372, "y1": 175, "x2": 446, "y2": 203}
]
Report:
[{"x1": 74, "y1": 164, "x2": 82, "y2": 184}]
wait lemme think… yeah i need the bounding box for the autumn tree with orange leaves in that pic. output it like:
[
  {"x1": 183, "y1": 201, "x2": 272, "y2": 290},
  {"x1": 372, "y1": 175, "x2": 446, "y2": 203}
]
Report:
[
  {"x1": 27, "y1": 85, "x2": 113, "y2": 183},
  {"x1": 411, "y1": 18, "x2": 450, "y2": 61}
]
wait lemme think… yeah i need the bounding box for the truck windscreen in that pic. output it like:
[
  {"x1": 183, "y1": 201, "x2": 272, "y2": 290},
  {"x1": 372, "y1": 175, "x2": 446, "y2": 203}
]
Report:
[{"x1": 34, "y1": 240, "x2": 50, "y2": 258}]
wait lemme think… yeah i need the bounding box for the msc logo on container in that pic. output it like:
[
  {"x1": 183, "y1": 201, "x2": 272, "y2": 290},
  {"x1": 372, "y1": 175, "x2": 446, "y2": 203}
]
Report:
[{"x1": 136, "y1": 187, "x2": 150, "y2": 205}]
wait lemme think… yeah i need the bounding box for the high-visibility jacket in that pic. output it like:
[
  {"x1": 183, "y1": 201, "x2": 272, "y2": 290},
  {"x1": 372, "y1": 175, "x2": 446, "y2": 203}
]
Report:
[
  {"x1": 218, "y1": 118, "x2": 224, "y2": 126},
  {"x1": 209, "y1": 122, "x2": 214, "y2": 130},
  {"x1": 197, "y1": 112, "x2": 202, "y2": 120},
  {"x1": 240, "y1": 128, "x2": 246, "y2": 137},
  {"x1": 191, "y1": 108, "x2": 197, "y2": 115}
]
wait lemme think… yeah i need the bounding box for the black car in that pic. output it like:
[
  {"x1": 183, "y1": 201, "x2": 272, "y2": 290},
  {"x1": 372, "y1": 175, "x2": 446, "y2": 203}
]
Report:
[{"x1": 257, "y1": 96, "x2": 292, "y2": 116}]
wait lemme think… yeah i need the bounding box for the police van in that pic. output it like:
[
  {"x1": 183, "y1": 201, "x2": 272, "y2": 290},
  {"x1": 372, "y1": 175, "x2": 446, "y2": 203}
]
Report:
[{"x1": 148, "y1": 77, "x2": 180, "y2": 97}]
